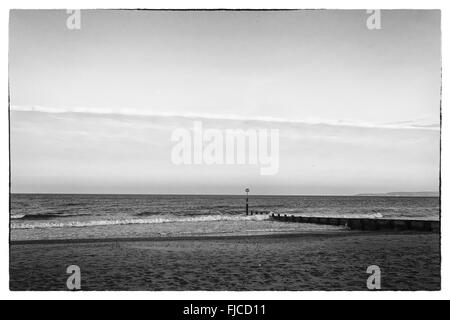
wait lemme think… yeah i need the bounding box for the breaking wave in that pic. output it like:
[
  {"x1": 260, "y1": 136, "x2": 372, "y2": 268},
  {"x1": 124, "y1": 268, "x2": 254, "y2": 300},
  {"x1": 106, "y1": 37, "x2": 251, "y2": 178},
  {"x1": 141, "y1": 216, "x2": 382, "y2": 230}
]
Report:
[{"x1": 11, "y1": 213, "x2": 271, "y2": 230}]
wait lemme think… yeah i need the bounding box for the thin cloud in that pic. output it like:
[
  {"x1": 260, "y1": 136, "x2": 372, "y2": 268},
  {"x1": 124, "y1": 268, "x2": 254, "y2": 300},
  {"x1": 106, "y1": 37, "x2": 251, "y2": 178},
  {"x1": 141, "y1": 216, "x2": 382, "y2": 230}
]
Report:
[{"x1": 10, "y1": 105, "x2": 440, "y2": 131}]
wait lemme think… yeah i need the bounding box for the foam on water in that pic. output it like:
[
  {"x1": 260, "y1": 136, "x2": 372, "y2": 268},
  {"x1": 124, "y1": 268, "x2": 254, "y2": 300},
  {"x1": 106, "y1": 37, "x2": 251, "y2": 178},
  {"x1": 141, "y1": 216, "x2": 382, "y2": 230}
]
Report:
[{"x1": 11, "y1": 213, "x2": 269, "y2": 230}]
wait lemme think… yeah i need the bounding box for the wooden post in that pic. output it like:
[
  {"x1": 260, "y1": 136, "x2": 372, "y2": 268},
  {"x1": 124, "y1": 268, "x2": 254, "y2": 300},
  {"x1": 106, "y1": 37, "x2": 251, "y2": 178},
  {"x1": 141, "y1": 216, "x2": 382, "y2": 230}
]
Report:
[{"x1": 245, "y1": 188, "x2": 250, "y2": 215}]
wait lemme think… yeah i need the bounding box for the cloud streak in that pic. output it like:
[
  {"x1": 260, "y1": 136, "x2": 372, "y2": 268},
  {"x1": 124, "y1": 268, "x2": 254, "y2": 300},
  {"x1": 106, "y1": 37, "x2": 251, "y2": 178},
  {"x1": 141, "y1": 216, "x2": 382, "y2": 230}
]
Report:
[{"x1": 10, "y1": 105, "x2": 440, "y2": 131}]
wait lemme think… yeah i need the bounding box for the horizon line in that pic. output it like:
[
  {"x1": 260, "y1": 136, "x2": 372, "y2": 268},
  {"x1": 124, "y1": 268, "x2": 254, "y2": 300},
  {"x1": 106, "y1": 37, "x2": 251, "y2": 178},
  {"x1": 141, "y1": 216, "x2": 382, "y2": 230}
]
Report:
[{"x1": 9, "y1": 191, "x2": 440, "y2": 197}]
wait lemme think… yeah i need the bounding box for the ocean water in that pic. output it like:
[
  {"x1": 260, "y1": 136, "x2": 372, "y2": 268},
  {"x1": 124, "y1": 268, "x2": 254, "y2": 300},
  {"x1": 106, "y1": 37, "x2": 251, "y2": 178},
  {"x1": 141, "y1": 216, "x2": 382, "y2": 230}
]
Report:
[{"x1": 10, "y1": 194, "x2": 440, "y2": 241}]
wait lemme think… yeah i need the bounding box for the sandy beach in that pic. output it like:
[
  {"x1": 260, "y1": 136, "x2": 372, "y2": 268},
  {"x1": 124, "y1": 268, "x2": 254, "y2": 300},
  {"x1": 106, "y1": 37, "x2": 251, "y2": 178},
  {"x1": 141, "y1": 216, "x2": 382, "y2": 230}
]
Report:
[{"x1": 10, "y1": 231, "x2": 440, "y2": 291}]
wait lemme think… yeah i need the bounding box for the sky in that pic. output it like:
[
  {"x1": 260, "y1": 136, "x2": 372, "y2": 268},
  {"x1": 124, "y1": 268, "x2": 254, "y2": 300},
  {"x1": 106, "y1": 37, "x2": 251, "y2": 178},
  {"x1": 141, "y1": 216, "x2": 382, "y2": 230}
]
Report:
[{"x1": 9, "y1": 9, "x2": 441, "y2": 195}]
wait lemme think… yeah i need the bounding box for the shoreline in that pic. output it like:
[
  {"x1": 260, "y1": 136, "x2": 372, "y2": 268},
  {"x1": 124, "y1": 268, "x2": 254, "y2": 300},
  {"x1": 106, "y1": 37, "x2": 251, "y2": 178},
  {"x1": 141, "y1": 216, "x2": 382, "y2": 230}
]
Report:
[{"x1": 10, "y1": 229, "x2": 435, "y2": 246}]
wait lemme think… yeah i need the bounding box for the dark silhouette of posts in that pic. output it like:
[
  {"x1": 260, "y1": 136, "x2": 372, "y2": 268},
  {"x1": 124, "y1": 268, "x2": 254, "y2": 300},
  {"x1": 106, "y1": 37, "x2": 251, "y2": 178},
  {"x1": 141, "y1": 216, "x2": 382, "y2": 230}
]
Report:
[
  {"x1": 245, "y1": 188, "x2": 250, "y2": 215},
  {"x1": 270, "y1": 214, "x2": 439, "y2": 232}
]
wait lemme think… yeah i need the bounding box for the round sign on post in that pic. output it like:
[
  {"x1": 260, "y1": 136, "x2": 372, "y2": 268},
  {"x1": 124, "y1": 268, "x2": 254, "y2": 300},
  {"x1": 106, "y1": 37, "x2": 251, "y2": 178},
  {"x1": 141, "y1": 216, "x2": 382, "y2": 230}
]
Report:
[{"x1": 245, "y1": 188, "x2": 250, "y2": 193}]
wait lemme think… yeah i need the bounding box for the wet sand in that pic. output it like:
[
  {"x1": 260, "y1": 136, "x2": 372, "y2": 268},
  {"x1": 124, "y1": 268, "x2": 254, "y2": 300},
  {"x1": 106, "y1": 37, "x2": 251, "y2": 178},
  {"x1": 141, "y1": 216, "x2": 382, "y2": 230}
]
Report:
[{"x1": 10, "y1": 231, "x2": 440, "y2": 291}]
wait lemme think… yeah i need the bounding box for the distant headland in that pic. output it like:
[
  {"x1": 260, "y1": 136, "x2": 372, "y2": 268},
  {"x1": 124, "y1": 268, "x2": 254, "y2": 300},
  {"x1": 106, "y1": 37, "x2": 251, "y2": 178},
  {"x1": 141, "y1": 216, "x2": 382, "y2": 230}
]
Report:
[{"x1": 354, "y1": 192, "x2": 439, "y2": 197}]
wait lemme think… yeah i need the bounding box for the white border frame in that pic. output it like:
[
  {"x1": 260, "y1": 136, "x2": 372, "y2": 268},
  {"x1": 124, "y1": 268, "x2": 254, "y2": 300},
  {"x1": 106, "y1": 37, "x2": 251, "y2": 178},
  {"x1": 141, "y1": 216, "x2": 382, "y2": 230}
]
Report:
[{"x1": 1, "y1": 0, "x2": 447, "y2": 300}]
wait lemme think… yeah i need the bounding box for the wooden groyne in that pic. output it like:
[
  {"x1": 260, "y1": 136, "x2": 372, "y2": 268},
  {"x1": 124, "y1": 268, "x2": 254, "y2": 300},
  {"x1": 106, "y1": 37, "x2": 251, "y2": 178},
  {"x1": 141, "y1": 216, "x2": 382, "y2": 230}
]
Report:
[
  {"x1": 270, "y1": 213, "x2": 440, "y2": 232},
  {"x1": 247, "y1": 210, "x2": 271, "y2": 215}
]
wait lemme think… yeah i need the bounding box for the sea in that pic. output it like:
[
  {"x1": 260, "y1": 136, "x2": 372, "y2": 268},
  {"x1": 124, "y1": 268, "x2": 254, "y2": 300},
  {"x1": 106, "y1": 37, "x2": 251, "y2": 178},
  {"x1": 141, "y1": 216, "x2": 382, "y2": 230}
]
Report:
[{"x1": 10, "y1": 194, "x2": 440, "y2": 242}]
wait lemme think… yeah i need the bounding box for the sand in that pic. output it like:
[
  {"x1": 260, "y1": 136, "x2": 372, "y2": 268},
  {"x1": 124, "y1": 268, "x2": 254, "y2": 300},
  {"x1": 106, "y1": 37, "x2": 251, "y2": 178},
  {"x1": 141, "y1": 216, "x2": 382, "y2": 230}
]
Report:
[{"x1": 10, "y1": 231, "x2": 440, "y2": 291}]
